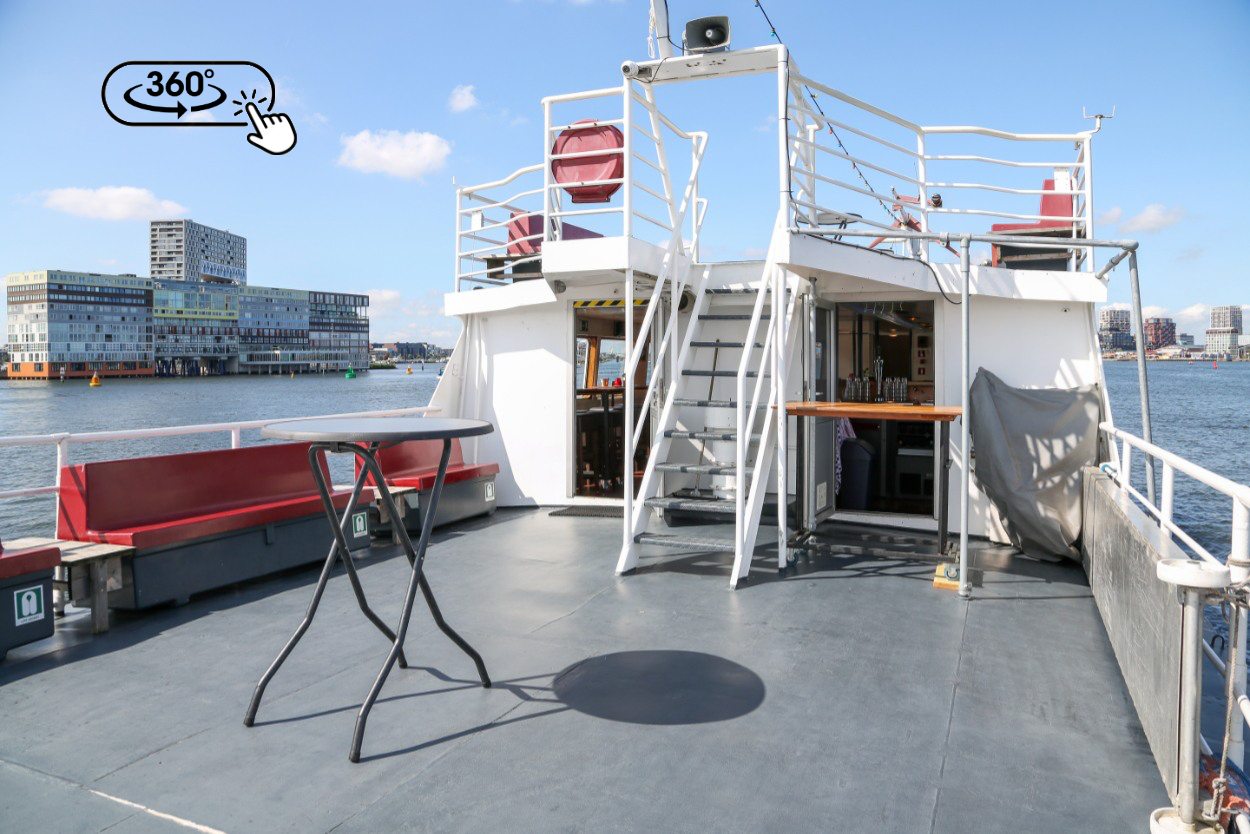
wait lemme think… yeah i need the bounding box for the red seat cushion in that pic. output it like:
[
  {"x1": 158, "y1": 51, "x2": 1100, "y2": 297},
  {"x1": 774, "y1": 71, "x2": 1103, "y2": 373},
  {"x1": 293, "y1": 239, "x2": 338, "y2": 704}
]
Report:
[
  {"x1": 57, "y1": 443, "x2": 343, "y2": 550},
  {"x1": 388, "y1": 463, "x2": 501, "y2": 492},
  {"x1": 73, "y1": 492, "x2": 351, "y2": 550},
  {"x1": 360, "y1": 439, "x2": 499, "y2": 492},
  {"x1": 0, "y1": 544, "x2": 61, "y2": 579}
]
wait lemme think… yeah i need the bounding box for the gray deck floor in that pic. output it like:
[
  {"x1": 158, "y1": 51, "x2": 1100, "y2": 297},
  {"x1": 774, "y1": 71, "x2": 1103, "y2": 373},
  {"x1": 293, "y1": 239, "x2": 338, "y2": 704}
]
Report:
[{"x1": 0, "y1": 509, "x2": 1164, "y2": 832}]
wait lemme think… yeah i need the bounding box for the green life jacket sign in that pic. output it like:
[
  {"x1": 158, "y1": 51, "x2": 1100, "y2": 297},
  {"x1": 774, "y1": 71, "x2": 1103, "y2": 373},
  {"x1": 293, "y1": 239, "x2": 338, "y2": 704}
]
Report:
[{"x1": 14, "y1": 585, "x2": 45, "y2": 626}]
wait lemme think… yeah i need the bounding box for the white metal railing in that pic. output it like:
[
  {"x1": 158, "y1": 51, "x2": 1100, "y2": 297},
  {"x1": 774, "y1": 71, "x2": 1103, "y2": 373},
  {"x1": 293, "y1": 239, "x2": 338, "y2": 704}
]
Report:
[
  {"x1": 1099, "y1": 422, "x2": 1250, "y2": 828},
  {"x1": 0, "y1": 405, "x2": 440, "y2": 532},
  {"x1": 785, "y1": 68, "x2": 1095, "y2": 270},
  {"x1": 453, "y1": 81, "x2": 703, "y2": 292}
]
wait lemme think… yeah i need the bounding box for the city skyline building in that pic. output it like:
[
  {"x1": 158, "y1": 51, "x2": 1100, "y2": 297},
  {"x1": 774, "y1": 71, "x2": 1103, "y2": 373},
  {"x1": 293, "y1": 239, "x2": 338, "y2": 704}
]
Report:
[
  {"x1": 4, "y1": 270, "x2": 154, "y2": 379},
  {"x1": 1143, "y1": 317, "x2": 1176, "y2": 350},
  {"x1": 150, "y1": 219, "x2": 247, "y2": 285},
  {"x1": 153, "y1": 279, "x2": 240, "y2": 376},
  {"x1": 1205, "y1": 304, "x2": 1244, "y2": 355}
]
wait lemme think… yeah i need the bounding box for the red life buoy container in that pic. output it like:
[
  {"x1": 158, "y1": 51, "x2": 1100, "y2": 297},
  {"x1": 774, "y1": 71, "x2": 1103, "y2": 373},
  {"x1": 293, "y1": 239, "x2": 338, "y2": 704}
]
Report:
[{"x1": 551, "y1": 120, "x2": 624, "y2": 204}]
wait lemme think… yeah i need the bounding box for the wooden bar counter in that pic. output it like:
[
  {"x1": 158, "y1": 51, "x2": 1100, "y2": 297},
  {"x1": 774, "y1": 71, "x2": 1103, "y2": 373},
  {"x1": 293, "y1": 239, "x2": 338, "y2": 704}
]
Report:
[{"x1": 785, "y1": 401, "x2": 963, "y2": 555}]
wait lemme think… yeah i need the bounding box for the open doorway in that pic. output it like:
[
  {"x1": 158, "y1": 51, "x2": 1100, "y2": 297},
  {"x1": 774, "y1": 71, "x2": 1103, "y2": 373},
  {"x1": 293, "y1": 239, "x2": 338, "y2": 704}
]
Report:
[
  {"x1": 573, "y1": 304, "x2": 651, "y2": 497},
  {"x1": 834, "y1": 300, "x2": 937, "y2": 516}
]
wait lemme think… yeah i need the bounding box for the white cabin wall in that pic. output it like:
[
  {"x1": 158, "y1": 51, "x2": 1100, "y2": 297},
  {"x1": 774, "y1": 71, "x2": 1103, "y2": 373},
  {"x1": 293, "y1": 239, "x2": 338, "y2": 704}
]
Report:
[
  {"x1": 938, "y1": 295, "x2": 1100, "y2": 540},
  {"x1": 452, "y1": 301, "x2": 573, "y2": 506}
]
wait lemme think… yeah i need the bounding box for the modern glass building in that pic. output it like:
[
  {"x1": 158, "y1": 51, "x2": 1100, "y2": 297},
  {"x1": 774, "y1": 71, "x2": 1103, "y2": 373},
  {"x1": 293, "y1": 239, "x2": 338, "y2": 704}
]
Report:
[
  {"x1": 309, "y1": 291, "x2": 370, "y2": 371},
  {"x1": 4, "y1": 270, "x2": 154, "y2": 379},
  {"x1": 153, "y1": 279, "x2": 240, "y2": 376},
  {"x1": 238, "y1": 286, "x2": 312, "y2": 373}
]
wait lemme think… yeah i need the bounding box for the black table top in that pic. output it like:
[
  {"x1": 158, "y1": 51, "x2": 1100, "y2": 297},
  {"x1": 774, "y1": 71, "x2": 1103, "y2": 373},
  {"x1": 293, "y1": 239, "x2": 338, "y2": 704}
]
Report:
[{"x1": 262, "y1": 417, "x2": 494, "y2": 443}]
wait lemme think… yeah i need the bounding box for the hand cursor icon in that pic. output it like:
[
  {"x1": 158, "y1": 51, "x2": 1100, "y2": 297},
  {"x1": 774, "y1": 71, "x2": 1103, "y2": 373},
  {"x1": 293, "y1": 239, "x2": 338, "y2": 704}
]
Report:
[{"x1": 245, "y1": 102, "x2": 297, "y2": 155}]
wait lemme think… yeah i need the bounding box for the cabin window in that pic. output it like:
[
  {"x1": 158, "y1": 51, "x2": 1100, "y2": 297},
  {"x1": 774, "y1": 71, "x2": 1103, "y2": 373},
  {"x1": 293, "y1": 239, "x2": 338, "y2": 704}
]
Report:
[{"x1": 834, "y1": 300, "x2": 937, "y2": 516}]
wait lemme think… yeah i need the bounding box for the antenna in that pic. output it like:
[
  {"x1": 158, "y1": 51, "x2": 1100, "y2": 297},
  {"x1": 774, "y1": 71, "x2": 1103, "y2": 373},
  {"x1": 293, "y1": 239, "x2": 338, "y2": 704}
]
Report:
[{"x1": 1082, "y1": 105, "x2": 1116, "y2": 134}]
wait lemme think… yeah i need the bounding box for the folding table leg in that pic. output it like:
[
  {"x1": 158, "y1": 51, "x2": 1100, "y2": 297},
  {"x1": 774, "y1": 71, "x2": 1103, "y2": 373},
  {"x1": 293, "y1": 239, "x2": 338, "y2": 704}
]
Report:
[
  {"x1": 310, "y1": 444, "x2": 408, "y2": 667},
  {"x1": 349, "y1": 440, "x2": 491, "y2": 762},
  {"x1": 244, "y1": 445, "x2": 399, "y2": 728}
]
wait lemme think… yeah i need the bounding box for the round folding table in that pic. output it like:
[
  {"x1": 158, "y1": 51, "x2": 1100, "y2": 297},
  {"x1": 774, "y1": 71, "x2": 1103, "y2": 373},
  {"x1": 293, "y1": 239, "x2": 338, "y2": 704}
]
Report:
[{"x1": 242, "y1": 416, "x2": 494, "y2": 762}]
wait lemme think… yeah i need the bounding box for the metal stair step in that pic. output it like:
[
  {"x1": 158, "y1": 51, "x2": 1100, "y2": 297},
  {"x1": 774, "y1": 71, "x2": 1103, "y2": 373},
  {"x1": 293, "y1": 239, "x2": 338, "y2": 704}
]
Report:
[
  {"x1": 634, "y1": 532, "x2": 736, "y2": 551},
  {"x1": 698, "y1": 314, "x2": 754, "y2": 321},
  {"x1": 644, "y1": 496, "x2": 736, "y2": 514},
  {"x1": 681, "y1": 369, "x2": 762, "y2": 378},
  {"x1": 707, "y1": 288, "x2": 762, "y2": 294},
  {"x1": 689, "y1": 340, "x2": 763, "y2": 349},
  {"x1": 673, "y1": 398, "x2": 737, "y2": 408},
  {"x1": 655, "y1": 462, "x2": 748, "y2": 475},
  {"x1": 664, "y1": 429, "x2": 743, "y2": 441}
]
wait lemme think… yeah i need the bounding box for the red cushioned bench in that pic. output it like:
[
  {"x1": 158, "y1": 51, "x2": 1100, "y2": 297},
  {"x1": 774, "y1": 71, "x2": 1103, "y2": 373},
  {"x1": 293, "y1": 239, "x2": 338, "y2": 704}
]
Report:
[
  {"x1": 1, "y1": 538, "x2": 60, "y2": 660},
  {"x1": 56, "y1": 443, "x2": 363, "y2": 609},
  {"x1": 358, "y1": 438, "x2": 499, "y2": 536}
]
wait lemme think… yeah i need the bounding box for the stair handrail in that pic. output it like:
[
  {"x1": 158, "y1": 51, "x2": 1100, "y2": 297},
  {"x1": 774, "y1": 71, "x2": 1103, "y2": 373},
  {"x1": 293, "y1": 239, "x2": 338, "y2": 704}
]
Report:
[{"x1": 624, "y1": 131, "x2": 709, "y2": 437}]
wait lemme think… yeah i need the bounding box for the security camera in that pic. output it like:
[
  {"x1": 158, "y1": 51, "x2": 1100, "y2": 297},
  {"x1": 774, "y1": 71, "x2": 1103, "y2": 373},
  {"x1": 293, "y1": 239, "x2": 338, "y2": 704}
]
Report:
[{"x1": 621, "y1": 61, "x2": 652, "y2": 80}]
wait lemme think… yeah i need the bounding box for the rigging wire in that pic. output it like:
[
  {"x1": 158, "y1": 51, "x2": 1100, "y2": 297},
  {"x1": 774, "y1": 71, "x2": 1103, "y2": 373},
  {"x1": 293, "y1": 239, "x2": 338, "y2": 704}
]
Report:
[{"x1": 751, "y1": 0, "x2": 901, "y2": 225}]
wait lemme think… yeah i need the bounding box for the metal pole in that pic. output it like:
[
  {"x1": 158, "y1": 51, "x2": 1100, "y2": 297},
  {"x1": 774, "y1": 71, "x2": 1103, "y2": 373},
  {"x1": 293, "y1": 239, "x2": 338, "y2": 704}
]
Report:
[
  {"x1": 623, "y1": 267, "x2": 635, "y2": 556},
  {"x1": 959, "y1": 236, "x2": 971, "y2": 598},
  {"x1": 775, "y1": 266, "x2": 788, "y2": 571},
  {"x1": 1230, "y1": 500, "x2": 1250, "y2": 767},
  {"x1": 1127, "y1": 250, "x2": 1156, "y2": 506},
  {"x1": 1178, "y1": 585, "x2": 1203, "y2": 825}
]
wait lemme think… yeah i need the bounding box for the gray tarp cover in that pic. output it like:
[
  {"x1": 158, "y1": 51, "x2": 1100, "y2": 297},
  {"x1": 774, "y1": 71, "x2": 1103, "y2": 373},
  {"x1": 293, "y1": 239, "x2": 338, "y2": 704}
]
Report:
[{"x1": 969, "y1": 368, "x2": 1101, "y2": 560}]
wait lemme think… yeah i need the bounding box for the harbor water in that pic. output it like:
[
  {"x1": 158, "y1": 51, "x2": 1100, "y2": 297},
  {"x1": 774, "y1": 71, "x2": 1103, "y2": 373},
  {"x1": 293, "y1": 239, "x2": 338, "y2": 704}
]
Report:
[{"x1": 0, "y1": 361, "x2": 1246, "y2": 554}]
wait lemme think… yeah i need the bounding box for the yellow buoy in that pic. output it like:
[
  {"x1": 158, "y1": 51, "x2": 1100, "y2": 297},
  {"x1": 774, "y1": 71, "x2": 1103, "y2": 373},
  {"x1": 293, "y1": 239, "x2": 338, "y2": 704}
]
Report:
[
  {"x1": 406, "y1": 366, "x2": 413, "y2": 375},
  {"x1": 290, "y1": 372, "x2": 295, "y2": 379},
  {"x1": 89, "y1": 372, "x2": 101, "y2": 387}
]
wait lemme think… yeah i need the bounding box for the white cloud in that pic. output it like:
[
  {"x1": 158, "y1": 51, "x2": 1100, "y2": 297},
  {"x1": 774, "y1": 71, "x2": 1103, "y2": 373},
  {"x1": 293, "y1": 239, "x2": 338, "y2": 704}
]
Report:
[
  {"x1": 365, "y1": 288, "x2": 460, "y2": 345},
  {"x1": 337, "y1": 130, "x2": 451, "y2": 180},
  {"x1": 1096, "y1": 206, "x2": 1122, "y2": 226},
  {"x1": 366, "y1": 288, "x2": 402, "y2": 306},
  {"x1": 1141, "y1": 305, "x2": 1168, "y2": 319},
  {"x1": 448, "y1": 85, "x2": 479, "y2": 113},
  {"x1": 1176, "y1": 303, "x2": 1208, "y2": 325},
  {"x1": 183, "y1": 109, "x2": 216, "y2": 123},
  {"x1": 42, "y1": 186, "x2": 187, "y2": 221},
  {"x1": 1121, "y1": 204, "x2": 1184, "y2": 233}
]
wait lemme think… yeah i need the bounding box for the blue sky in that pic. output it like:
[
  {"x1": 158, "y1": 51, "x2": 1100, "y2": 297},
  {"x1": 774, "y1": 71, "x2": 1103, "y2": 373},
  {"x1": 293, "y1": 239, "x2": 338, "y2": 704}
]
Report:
[{"x1": 1, "y1": 0, "x2": 1247, "y2": 344}]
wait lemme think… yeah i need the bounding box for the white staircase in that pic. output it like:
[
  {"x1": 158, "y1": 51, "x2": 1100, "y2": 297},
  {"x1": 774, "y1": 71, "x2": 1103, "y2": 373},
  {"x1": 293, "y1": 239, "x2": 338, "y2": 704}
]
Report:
[{"x1": 618, "y1": 231, "x2": 802, "y2": 588}]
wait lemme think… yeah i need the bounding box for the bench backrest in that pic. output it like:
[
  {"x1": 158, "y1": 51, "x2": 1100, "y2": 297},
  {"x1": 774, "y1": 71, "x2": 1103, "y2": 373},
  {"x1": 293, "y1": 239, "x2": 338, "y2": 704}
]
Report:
[
  {"x1": 57, "y1": 443, "x2": 328, "y2": 536},
  {"x1": 360, "y1": 438, "x2": 465, "y2": 482}
]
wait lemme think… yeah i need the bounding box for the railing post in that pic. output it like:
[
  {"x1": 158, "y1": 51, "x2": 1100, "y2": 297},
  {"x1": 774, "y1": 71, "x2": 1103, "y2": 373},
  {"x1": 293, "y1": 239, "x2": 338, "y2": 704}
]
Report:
[
  {"x1": 1127, "y1": 249, "x2": 1156, "y2": 506},
  {"x1": 543, "y1": 99, "x2": 554, "y2": 244},
  {"x1": 1082, "y1": 137, "x2": 1095, "y2": 273},
  {"x1": 230, "y1": 427, "x2": 242, "y2": 449},
  {"x1": 622, "y1": 82, "x2": 633, "y2": 240},
  {"x1": 453, "y1": 185, "x2": 462, "y2": 292},
  {"x1": 1160, "y1": 463, "x2": 1174, "y2": 545},
  {"x1": 1154, "y1": 558, "x2": 1230, "y2": 833},
  {"x1": 1230, "y1": 501, "x2": 1250, "y2": 768},
  {"x1": 775, "y1": 266, "x2": 789, "y2": 571},
  {"x1": 52, "y1": 437, "x2": 70, "y2": 614},
  {"x1": 916, "y1": 130, "x2": 929, "y2": 262},
  {"x1": 623, "y1": 267, "x2": 636, "y2": 557},
  {"x1": 958, "y1": 236, "x2": 972, "y2": 598},
  {"x1": 776, "y1": 46, "x2": 790, "y2": 222}
]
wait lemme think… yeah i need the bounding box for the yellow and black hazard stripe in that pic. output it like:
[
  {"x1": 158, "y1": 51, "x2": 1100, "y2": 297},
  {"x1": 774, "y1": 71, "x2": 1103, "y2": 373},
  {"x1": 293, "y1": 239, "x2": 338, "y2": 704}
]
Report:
[{"x1": 572, "y1": 299, "x2": 647, "y2": 308}]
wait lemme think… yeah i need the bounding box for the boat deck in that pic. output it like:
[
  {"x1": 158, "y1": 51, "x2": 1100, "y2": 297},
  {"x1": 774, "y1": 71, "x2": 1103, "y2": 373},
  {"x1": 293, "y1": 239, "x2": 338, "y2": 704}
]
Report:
[{"x1": 0, "y1": 509, "x2": 1164, "y2": 832}]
